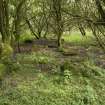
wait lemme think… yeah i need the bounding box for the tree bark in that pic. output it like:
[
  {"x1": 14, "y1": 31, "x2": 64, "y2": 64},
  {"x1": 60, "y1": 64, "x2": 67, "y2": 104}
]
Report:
[
  {"x1": 0, "y1": 0, "x2": 10, "y2": 43},
  {"x1": 52, "y1": 0, "x2": 63, "y2": 47},
  {"x1": 25, "y1": 19, "x2": 40, "y2": 39},
  {"x1": 95, "y1": 0, "x2": 105, "y2": 20}
]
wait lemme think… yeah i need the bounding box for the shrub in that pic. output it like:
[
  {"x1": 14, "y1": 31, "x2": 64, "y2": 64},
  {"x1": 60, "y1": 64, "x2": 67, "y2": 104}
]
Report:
[
  {"x1": 0, "y1": 43, "x2": 13, "y2": 59},
  {"x1": 1, "y1": 58, "x2": 21, "y2": 74}
]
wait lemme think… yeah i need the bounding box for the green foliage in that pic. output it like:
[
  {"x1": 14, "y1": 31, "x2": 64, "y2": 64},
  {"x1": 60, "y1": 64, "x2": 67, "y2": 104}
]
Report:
[
  {"x1": 0, "y1": 53, "x2": 105, "y2": 105},
  {"x1": 59, "y1": 60, "x2": 105, "y2": 85},
  {"x1": 34, "y1": 55, "x2": 53, "y2": 64},
  {"x1": 0, "y1": 57, "x2": 21, "y2": 82},
  {"x1": 0, "y1": 68, "x2": 105, "y2": 105},
  {"x1": 80, "y1": 60, "x2": 105, "y2": 77},
  {"x1": 63, "y1": 31, "x2": 95, "y2": 47},
  {"x1": 20, "y1": 31, "x2": 35, "y2": 43},
  {"x1": 0, "y1": 64, "x2": 6, "y2": 80},
  {"x1": 0, "y1": 39, "x2": 105, "y2": 105},
  {"x1": 58, "y1": 47, "x2": 65, "y2": 52},
  {"x1": 2, "y1": 58, "x2": 21, "y2": 74},
  {"x1": 17, "y1": 52, "x2": 55, "y2": 64},
  {"x1": 0, "y1": 0, "x2": 105, "y2": 104},
  {"x1": 0, "y1": 43, "x2": 13, "y2": 59}
]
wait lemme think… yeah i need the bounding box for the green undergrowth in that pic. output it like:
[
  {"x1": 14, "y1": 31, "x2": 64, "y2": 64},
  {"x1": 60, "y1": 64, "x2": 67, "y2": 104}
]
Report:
[
  {"x1": 19, "y1": 31, "x2": 35, "y2": 42},
  {"x1": 16, "y1": 52, "x2": 56, "y2": 64},
  {"x1": 0, "y1": 53, "x2": 105, "y2": 105}
]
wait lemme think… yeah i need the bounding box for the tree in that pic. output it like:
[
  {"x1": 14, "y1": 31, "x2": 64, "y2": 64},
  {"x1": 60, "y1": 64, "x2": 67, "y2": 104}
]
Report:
[
  {"x1": 14, "y1": 0, "x2": 27, "y2": 52},
  {"x1": 25, "y1": 0, "x2": 50, "y2": 39},
  {"x1": 50, "y1": 0, "x2": 63, "y2": 47},
  {"x1": 0, "y1": 0, "x2": 10, "y2": 43}
]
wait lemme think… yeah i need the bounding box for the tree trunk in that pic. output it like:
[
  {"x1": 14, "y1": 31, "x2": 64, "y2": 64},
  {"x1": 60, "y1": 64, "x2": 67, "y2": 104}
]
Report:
[
  {"x1": 52, "y1": 0, "x2": 63, "y2": 47},
  {"x1": 14, "y1": 0, "x2": 26, "y2": 52},
  {"x1": 95, "y1": 0, "x2": 105, "y2": 20},
  {"x1": 0, "y1": 0, "x2": 10, "y2": 43},
  {"x1": 26, "y1": 19, "x2": 40, "y2": 39}
]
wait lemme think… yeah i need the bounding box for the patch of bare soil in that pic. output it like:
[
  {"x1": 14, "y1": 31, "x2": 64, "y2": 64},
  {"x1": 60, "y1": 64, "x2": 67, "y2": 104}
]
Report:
[{"x1": 14, "y1": 39, "x2": 58, "y2": 53}]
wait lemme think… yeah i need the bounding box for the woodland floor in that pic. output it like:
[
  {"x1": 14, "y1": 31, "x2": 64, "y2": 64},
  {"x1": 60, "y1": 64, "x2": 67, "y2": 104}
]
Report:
[{"x1": 1, "y1": 34, "x2": 105, "y2": 105}]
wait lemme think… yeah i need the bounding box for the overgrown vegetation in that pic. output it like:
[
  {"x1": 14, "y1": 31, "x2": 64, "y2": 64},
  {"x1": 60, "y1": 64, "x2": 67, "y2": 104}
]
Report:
[
  {"x1": 0, "y1": 53, "x2": 105, "y2": 105},
  {"x1": 1, "y1": 0, "x2": 105, "y2": 105}
]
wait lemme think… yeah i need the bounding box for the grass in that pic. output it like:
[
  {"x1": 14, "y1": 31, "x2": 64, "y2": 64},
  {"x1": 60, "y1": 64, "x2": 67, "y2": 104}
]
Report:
[
  {"x1": 16, "y1": 52, "x2": 56, "y2": 64},
  {"x1": 63, "y1": 31, "x2": 95, "y2": 46},
  {"x1": 19, "y1": 30, "x2": 95, "y2": 48},
  {"x1": 0, "y1": 51, "x2": 105, "y2": 105},
  {"x1": 0, "y1": 63, "x2": 105, "y2": 105}
]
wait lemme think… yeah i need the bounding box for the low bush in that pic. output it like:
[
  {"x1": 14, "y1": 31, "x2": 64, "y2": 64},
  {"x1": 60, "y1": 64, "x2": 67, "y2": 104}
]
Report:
[{"x1": 0, "y1": 43, "x2": 13, "y2": 59}]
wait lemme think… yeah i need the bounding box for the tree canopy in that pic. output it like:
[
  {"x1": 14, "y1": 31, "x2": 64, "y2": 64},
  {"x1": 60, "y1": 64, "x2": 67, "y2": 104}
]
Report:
[{"x1": 0, "y1": 0, "x2": 105, "y2": 48}]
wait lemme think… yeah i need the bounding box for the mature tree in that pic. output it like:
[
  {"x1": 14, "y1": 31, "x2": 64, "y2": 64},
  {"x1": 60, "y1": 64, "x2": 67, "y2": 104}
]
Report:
[{"x1": 14, "y1": 0, "x2": 27, "y2": 52}]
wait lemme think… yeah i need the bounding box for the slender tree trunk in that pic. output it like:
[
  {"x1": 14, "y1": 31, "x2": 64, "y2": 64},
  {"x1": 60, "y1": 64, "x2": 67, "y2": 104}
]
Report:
[
  {"x1": 52, "y1": 0, "x2": 63, "y2": 47},
  {"x1": 26, "y1": 19, "x2": 40, "y2": 39}
]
